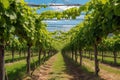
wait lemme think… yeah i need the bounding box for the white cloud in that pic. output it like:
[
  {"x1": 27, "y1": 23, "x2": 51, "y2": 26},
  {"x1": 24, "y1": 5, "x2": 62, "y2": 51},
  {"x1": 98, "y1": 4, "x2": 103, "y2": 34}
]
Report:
[
  {"x1": 58, "y1": 25, "x2": 74, "y2": 31},
  {"x1": 47, "y1": 24, "x2": 74, "y2": 32},
  {"x1": 43, "y1": 20, "x2": 58, "y2": 23},
  {"x1": 61, "y1": 25, "x2": 74, "y2": 28},
  {"x1": 49, "y1": 3, "x2": 79, "y2": 11}
]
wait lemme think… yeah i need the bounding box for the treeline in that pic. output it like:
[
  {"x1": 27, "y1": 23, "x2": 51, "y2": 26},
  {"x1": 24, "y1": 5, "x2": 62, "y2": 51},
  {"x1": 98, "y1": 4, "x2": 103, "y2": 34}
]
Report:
[
  {"x1": 0, "y1": 0, "x2": 57, "y2": 80},
  {"x1": 62, "y1": 0, "x2": 120, "y2": 76}
]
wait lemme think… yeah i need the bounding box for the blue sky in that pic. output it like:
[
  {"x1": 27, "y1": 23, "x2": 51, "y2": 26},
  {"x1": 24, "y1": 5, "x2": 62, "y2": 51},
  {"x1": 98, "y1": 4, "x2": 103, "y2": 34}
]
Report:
[
  {"x1": 25, "y1": 0, "x2": 89, "y2": 31},
  {"x1": 25, "y1": 0, "x2": 89, "y2": 5}
]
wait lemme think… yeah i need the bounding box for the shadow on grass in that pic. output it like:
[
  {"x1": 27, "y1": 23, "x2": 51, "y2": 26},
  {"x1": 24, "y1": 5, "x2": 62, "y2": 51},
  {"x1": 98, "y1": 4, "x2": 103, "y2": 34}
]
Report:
[
  {"x1": 62, "y1": 54, "x2": 105, "y2": 80},
  {"x1": 5, "y1": 55, "x2": 38, "y2": 63},
  {"x1": 99, "y1": 60, "x2": 120, "y2": 68},
  {"x1": 5, "y1": 56, "x2": 26, "y2": 63},
  {"x1": 83, "y1": 56, "x2": 120, "y2": 68},
  {"x1": 7, "y1": 65, "x2": 26, "y2": 80}
]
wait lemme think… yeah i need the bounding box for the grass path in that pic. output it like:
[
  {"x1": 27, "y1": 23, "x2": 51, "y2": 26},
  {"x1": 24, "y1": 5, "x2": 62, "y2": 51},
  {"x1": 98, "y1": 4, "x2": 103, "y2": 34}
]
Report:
[
  {"x1": 31, "y1": 53, "x2": 103, "y2": 80},
  {"x1": 32, "y1": 53, "x2": 73, "y2": 80},
  {"x1": 30, "y1": 53, "x2": 57, "y2": 80},
  {"x1": 48, "y1": 53, "x2": 73, "y2": 80}
]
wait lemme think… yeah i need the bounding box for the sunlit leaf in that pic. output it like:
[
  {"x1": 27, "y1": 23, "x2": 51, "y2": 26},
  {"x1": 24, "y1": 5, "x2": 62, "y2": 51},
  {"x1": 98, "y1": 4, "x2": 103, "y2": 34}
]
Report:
[{"x1": 0, "y1": 0, "x2": 9, "y2": 8}]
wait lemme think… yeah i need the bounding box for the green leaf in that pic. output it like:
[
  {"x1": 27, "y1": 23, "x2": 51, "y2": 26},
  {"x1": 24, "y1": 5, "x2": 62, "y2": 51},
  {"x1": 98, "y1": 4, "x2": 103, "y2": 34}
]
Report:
[
  {"x1": 100, "y1": 0, "x2": 107, "y2": 4},
  {"x1": 114, "y1": 3, "x2": 120, "y2": 16},
  {"x1": 5, "y1": 11, "x2": 17, "y2": 20},
  {"x1": 0, "y1": 0, "x2": 9, "y2": 9}
]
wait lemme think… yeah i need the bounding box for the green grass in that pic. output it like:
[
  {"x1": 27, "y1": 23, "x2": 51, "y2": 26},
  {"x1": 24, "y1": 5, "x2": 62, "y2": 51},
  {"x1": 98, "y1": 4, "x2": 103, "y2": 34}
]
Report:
[
  {"x1": 83, "y1": 58, "x2": 120, "y2": 74},
  {"x1": 5, "y1": 54, "x2": 49, "y2": 80},
  {"x1": 82, "y1": 53, "x2": 120, "y2": 65},
  {"x1": 52, "y1": 53, "x2": 66, "y2": 72},
  {"x1": 68, "y1": 53, "x2": 120, "y2": 76},
  {"x1": 49, "y1": 53, "x2": 67, "y2": 80},
  {"x1": 62, "y1": 54, "x2": 102, "y2": 80},
  {"x1": 5, "y1": 52, "x2": 38, "y2": 63},
  {"x1": 6, "y1": 60, "x2": 26, "y2": 80},
  {"x1": 49, "y1": 53, "x2": 99, "y2": 80},
  {"x1": 66, "y1": 54, "x2": 93, "y2": 73},
  {"x1": 6, "y1": 56, "x2": 37, "y2": 80},
  {"x1": 82, "y1": 53, "x2": 120, "y2": 74},
  {"x1": 5, "y1": 54, "x2": 26, "y2": 63}
]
